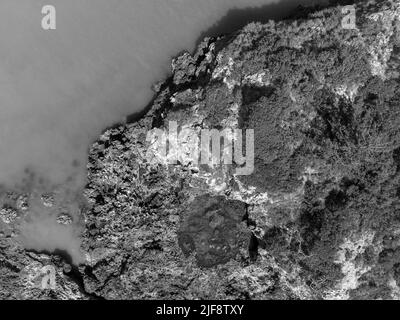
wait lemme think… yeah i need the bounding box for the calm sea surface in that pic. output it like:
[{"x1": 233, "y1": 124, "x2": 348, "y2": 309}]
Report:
[
  {"x1": 0, "y1": 0, "x2": 323, "y2": 189},
  {"x1": 0, "y1": 0, "x2": 323, "y2": 262}
]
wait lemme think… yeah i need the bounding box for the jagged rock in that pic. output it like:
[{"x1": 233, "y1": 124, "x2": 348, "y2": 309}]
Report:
[
  {"x1": 2, "y1": 0, "x2": 400, "y2": 300},
  {"x1": 79, "y1": 0, "x2": 400, "y2": 300}
]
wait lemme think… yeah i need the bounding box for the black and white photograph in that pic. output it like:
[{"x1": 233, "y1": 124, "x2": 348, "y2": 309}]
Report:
[{"x1": 0, "y1": 0, "x2": 399, "y2": 308}]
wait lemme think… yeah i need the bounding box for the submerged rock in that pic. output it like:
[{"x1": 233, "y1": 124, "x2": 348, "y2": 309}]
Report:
[{"x1": 2, "y1": 0, "x2": 400, "y2": 300}]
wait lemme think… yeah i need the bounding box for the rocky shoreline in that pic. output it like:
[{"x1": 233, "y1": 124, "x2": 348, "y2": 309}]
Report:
[{"x1": 1, "y1": 0, "x2": 400, "y2": 300}]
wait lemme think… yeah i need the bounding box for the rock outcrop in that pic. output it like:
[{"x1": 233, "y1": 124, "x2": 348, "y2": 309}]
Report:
[{"x1": 2, "y1": 0, "x2": 400, "y2": 300}]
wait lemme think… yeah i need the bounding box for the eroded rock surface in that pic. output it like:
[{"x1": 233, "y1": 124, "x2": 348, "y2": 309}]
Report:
[{"x1": 2, "y1": 0, "x2": 400, "y2": 300}]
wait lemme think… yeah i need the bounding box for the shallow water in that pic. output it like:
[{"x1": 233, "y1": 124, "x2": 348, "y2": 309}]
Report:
[
  {"x1": 0, "y1": 0, "x2": 324, "y2": 263},
  {"x1": 0, "y1": 0, "x2": 325, "y2": 190}
]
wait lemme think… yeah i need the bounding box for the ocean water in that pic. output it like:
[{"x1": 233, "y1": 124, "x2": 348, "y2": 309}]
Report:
[{"x1": 0, "y1": 0, "x2": 323, "y2": 263}]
